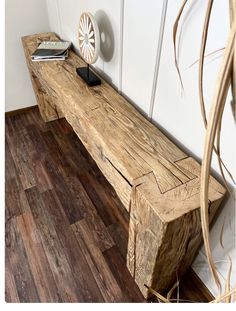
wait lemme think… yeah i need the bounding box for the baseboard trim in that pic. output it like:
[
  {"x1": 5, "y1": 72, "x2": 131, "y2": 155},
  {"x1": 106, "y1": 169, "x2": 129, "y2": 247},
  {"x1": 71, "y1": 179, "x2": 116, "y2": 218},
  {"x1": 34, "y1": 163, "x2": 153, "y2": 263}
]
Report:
[{"x1": 5, "y1": 105, "x2": 38, "y2": 118}]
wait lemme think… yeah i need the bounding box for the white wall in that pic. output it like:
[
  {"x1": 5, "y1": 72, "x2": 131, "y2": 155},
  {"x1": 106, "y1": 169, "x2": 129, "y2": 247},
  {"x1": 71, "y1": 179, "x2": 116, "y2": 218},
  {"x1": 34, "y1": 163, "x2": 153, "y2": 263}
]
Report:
[{"x1": 5, "y1": 0, "x2": 50, "y2": 112}]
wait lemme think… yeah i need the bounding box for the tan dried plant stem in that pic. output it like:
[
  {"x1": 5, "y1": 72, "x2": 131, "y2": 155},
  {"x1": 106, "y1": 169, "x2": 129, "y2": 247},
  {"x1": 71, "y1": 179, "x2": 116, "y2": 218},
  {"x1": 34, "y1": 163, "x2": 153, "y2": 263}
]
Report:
[
  {"x1": 210, "y1": 287, "x2": 236, "y2": 303},
  {"x1": 167, "y1": 279, "x2": 179, "y2": 301},
  {"x1": 230, "y1": 0, "x2": 236, "y2": 105},
  {"x1": 199, "y1": 0, "x2": 236, "y2": 190},
  {"x1": 189, "y1": 47, "x2": 225, "y2": 68},
  {"x1": 173, "y1": 0, "x2": 188, "y2": 91},
  {"x1": 144, "y1": 285, "x2": 170, "y2": 303},
  {"x1": 200, "y1": 18, "x2": 235, "y2": 291},
  {"x1": 199, "y1": 0, "x2": 214, "y2": 127},
  {"x1": 224, "y1": 257, "x2": 232, "y2": 302}
]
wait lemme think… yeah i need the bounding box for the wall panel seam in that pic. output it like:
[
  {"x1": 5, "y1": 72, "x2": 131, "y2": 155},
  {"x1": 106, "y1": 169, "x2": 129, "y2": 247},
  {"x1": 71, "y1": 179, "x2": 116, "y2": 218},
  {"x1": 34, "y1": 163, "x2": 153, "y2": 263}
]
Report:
[
  {"x1": 149, "y1": 0, "x2": 168, "y2": 120},
  {"x1": 56, "y1": 0, "x2": 63, "y2": 38},
  {"x1": 118, "y1": 0, "x2": 124, "y2": 93}
]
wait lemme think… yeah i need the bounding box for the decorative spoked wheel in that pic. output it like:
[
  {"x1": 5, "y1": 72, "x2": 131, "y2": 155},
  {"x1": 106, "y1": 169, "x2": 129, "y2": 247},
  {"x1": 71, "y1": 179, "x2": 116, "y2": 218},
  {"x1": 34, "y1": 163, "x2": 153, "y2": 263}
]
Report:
[{"x1": 78, "y1": 12, "x2": 100, "y2": 64}]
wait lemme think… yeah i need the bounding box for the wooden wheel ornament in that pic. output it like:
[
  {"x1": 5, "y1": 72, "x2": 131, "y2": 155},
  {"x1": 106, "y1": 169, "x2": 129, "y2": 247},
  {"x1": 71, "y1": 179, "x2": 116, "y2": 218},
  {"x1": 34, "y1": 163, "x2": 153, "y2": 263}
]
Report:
[
  {"x1": 76, "y1": 12, "x2": 101, "y2": 86},
  {"x1": 78, "y1": 12, "x2": 100, "y2": 64}
]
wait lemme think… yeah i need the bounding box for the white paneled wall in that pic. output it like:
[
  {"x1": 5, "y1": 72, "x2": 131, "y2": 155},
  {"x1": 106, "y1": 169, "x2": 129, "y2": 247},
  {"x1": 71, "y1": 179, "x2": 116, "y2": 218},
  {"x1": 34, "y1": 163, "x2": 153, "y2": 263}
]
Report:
[
  {"x1": 5, "y1": 0, "x2": 50, "y2": 111},
  {"x1": 121, "y1": 0, "x2": 164, "y2": 114},
  {"x1": 46, "y1": 0, "x2": 235, "y2": 296}
]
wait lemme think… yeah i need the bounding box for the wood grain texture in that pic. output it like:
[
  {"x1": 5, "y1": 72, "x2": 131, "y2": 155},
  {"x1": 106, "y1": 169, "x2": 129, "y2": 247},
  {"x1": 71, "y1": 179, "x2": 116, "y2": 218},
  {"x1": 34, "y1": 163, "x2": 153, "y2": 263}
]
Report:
[
  {"x1": 17, "y1": 212, "x2": 61, "y2": 302},
  {"x1": 5, "y1": 217, "x2": 40, "y2": 302},
  {"x1": 22, "y1": 33, "x2": 226, "y2": 298},
  {"x1": 71, "y1": 220, "x2": 124, "y2": 302}
]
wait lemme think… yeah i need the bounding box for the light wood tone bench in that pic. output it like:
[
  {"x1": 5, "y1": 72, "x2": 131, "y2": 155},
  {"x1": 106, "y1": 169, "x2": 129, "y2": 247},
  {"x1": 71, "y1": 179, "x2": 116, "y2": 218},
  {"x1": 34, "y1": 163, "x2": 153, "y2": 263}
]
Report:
[{"x1": 22, "y1": 32, "x2": 226, "y2": 298}]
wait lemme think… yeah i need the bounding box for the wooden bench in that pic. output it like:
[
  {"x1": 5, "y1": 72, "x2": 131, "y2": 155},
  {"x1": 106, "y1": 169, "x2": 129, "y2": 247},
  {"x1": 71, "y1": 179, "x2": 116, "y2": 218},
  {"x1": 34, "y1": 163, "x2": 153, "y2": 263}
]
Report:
[{"x1": 22, "y1": 32, "x2": 226, "y2": 298}]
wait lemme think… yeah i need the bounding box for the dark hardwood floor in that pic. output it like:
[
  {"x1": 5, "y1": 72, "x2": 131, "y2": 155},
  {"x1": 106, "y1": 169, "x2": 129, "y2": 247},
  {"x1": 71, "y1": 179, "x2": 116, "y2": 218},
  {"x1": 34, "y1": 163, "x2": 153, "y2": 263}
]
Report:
[{"x1": 5, "y1": 107, "x2": 213, "y2": 303}]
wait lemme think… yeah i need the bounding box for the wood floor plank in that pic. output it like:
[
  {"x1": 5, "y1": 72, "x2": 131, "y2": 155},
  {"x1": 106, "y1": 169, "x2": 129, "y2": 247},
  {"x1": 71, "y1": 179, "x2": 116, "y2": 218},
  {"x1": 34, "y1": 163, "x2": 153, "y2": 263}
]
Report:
[
  {"x1": 6, "y1": 125, "x2": 36, "y2": 190},
  {"x1": 42, "y1": 130, "x2": 115, "y2": 252},
  {"x1": 24, "y1": 124, "x2": 54, "y2": 192},
  {"x1": 24, "y1": 107, "x2": 52, "y2": 132},
  {"x1": 5, "y1": 142, "x2": 17, "y2": 180},
  {"x1": 40, "y1": 189, "x2": 105, "y2": 302},
  {"x1": 42, "y1": 152, "x2": 84, "y2": 224},
  {"x1": 25, "y1": 186, "x2": 84, "y2": 302},
  {"x1": 5, "y1": 177, "x2": 30, "y2": 219},
  {"x1": 66, "y1": 132, "x2": 130, "y2": 231},
  {"x1": 5, "y1": 253, "x2": 20, "y2": 303},
  {"x1": 53, "y1": 128, "x2": 120, "y2": 227},
  {"x1": 107, "y1": 223, "x2": 128, "y2": 261},
  {"x1": 18, "y1": 212, "x2": 62, "y2": 302},
  {"x1": 103, "y1": 246, "x2": 145, "y2": 302},
  {"x1": 5, "y1": 142, "x2": 30, "y2": 218},
  {"x1": 5, "y1": 113, "x2": 31, "y2": 136},
  {"x1": 58, "y1": 170, "x2": 115, "y2": 251},
  {"x1": 26, "y1": 124, "x2": 49, "y2": 156},
  {"x1": 71, "y1": 219, "x2": 125, "y2": 302},
  {"x1": 5, "y1": 217, "x2": 40, "y2": 302}
]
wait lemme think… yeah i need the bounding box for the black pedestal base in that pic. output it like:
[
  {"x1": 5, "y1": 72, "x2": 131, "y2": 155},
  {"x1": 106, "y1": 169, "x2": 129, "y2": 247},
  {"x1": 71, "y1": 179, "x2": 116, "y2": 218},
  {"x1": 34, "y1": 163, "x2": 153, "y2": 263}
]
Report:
[{"x1": 76, "y1": 67, "x2": 101, "y2": 86}]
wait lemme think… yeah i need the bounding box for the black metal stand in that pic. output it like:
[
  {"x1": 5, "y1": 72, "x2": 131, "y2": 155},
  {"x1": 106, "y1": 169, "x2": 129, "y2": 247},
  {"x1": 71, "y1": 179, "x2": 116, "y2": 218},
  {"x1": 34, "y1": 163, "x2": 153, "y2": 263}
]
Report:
[{"x1": 76, "y1": 64, "x2": 101, "y2": 86}]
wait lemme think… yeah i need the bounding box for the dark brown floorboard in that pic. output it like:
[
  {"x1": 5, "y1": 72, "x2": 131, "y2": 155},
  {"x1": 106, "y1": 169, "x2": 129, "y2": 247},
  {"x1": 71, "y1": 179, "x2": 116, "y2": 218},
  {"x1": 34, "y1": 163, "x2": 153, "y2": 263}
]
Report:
[
  {"x1": 5, "y1": 107, "x2": 143, "y2": 302},
  {"x1": 5, "y1": 107, "x2": 213, "y2": 303}
]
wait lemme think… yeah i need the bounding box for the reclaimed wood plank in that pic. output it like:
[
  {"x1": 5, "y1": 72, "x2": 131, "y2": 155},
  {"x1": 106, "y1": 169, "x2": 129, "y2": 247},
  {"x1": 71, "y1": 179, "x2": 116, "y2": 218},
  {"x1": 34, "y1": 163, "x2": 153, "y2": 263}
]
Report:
[
  {"x1": 5, "y1": 253, "x2": 20, "y2": 303},
  {"x1": 5, "y1": 142, "x2": 31, "y2": 218},
  {"x1": 17, "y1": 212, "x2": 62, "y2": 302},
  {"x1": 40, "y1": 189, "x2": 104, "y2": 302},
  {"x1": 107, "y1": 223, "x2": 129, "y2": 261},
  {"x1": 44, "y1": 147, "x2": 115, "y2": 250},
  {"x1": 103, "y1": 246, "x2": 145, "y2": 302},
  {"x1": 25, "y1": 186, "x2": 84, "y2": 302},
  {"x1": 5, "y1": 217, "x2": 40, "y2": 302},
  {"x1": 71, "y1": 219, "x2": 124, "y2": 302},
  {"x1": 6, "y1": 125, "x2": 36, "y2": 190},
  {"x1": 43, "y1": 151, "x2": 84, "y2": 224},
  {"x1": 43, "y1": 129, "x2": 118, "y2": 250}
]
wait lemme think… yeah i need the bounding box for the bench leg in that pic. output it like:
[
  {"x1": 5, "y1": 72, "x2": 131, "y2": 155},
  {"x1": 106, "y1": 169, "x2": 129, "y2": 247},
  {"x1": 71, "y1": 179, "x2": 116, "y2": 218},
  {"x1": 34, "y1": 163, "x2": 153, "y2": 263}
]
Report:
[
  {"x1": 127, "y1": 171, "x2": 224, "y2": 299},
  {"x1": 30, "y1": 71, "x2": 64, "y2": 122}
]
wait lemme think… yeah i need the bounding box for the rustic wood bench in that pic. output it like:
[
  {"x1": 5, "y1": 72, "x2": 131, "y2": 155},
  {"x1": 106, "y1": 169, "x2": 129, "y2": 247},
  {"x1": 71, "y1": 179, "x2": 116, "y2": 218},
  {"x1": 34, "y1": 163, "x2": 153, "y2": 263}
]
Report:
[{"x1": 22, "y1": 32, "x2": 226, "y2": 298}]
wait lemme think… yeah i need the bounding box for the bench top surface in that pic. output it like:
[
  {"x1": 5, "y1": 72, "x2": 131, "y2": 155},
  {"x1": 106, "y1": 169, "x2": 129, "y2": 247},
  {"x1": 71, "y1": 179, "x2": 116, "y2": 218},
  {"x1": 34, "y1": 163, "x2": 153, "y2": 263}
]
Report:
[{"x1": 22, "y1": 32, "x2": 225, "y2": 221}]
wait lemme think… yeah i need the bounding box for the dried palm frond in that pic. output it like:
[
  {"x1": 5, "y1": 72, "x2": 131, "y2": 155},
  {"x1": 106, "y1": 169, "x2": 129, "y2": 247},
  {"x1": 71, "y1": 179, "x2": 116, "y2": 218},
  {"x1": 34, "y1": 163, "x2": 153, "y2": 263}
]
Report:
[
  {"x1": 224, "y1": 257, "x2": 232, "y2": 302},
  {"x1": 199, "y1": 0, "x2": 235, "y2": 189},
  {"x1": 173, "y1": 0, "x2": 188, "y2": 91},
  {"x1": 172, "y1": 0, "x2": 235, "y2": 296},
  {"x1": 189, "y1": 47, "x2": 225, "y2": 68},
  {"x1": 200, "y1": 18, "x2": 235, "y2": 290},
  {"x1": 173, "y1": 0, "x2": 235, "y2": 188},
  {"x1": 219, "y1": 216, "x2": 226, "y2": 248},
  {"x1": 199, "y1": 0, "x2": 214, "y2": 127}
]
